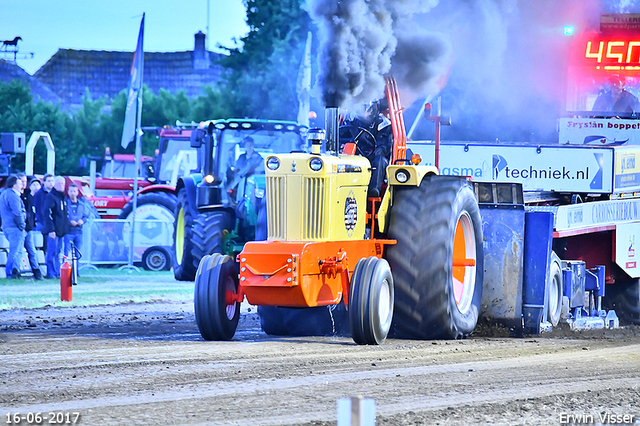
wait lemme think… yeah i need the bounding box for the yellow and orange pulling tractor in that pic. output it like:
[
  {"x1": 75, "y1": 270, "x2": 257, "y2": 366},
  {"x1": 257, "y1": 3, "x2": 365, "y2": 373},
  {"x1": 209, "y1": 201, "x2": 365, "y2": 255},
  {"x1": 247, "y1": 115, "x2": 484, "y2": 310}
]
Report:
[{"x1": 194, "y1": 77, "x2": 484, "y2": 344}]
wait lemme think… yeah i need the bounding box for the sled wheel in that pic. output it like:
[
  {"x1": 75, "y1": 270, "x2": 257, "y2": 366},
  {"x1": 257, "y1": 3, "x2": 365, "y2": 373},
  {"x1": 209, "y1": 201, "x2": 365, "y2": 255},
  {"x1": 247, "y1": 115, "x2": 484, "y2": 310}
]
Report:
[
  {"x1": 546, "y1": 252, "x2": 563, "y2": 326},
  {"x1": 194, "y1": 254, "x2": 240, "y2": 340},
  {"x1": 349, "y1": 257, "x2": 394, "y2": 345}
]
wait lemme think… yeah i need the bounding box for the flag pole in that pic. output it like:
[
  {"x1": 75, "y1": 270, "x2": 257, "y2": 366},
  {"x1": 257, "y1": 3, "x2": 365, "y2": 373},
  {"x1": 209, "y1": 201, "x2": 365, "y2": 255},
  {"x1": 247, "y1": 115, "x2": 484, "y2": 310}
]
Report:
[
  {"x1": 128, "y1": 79, "x2": 143, "y2": 270},
  {"x1": 120, "y1": 13, "x2": 145, "y2": 272}
]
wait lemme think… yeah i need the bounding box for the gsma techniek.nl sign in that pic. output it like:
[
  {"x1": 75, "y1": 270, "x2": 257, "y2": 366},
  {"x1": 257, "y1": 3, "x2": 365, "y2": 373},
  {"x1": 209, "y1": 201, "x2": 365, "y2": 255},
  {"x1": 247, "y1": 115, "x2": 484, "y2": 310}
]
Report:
[{"x1": 408, "y1": 141, "x2": 616, "y2": 194}]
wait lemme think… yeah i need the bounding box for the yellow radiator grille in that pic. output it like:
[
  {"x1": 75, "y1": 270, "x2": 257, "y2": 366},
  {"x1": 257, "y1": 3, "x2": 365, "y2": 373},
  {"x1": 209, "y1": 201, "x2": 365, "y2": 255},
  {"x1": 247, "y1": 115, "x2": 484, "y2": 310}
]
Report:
[
  {"x1": 266, "y1": 176, "x2": 286, "y2": 240},
  {"x1": 303, "y1": 177, "x2": 327, "y2": 240}
]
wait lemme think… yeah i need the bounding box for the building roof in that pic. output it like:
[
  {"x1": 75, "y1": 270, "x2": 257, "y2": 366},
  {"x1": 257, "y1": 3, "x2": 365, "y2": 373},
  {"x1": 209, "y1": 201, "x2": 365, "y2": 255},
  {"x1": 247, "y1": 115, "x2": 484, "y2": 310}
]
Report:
[
  {"x1": 34, "y1": 33, "x2": 224, "y2": 108},
  {"x1": 0, "y1": 59, "x2": 62, "y2": 105}
]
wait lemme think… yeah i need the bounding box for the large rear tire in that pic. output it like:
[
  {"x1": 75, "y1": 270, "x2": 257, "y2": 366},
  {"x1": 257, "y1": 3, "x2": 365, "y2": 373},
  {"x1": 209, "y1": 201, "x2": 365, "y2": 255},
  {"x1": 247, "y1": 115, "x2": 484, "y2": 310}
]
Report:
[
  {"x1": 349, "y1": 257, "x2": 394, "y2": 345},
  {"x1": 258, "y1": 305, "x2": 349, "y2": 336},
  {"x1": 118, "y1": 192, "x2": 177, "y2": 266},
  {"x1": 192, "y1": 210, "x2": 234, "y2": 266},
  {"x1": 118, "y1": 192, "x2": 176, "y2": 222},
  {"x1": 386, "y1": 175, "x2": 483, "y2": 340},
  {"x1": 172, "y1": 188, "x2": 197, "y2": 281},
  {"x1": 194, "y1": 254, "x2": 240, "y2": 340}
]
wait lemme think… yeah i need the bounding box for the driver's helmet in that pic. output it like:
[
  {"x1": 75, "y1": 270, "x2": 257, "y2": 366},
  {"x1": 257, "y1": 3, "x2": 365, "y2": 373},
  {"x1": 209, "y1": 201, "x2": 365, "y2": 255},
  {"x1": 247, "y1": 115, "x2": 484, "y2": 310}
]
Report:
[{"x1": 361, "y1": 97, "x2": 389, "y2": 125}]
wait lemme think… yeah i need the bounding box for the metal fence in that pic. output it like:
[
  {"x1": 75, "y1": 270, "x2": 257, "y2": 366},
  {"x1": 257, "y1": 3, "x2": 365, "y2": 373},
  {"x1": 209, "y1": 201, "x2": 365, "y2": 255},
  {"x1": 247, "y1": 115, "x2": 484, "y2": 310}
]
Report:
[{"x1": 81, "y1": 218, "x2": 173, "y2": 266}]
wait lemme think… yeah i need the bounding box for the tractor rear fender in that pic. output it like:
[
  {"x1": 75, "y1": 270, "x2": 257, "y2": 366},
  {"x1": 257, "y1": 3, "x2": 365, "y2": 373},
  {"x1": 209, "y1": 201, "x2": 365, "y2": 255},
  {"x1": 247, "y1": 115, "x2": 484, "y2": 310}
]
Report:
[
  {"x1": 176, "y1": 176, "x2": 200, "y2": 217},
  {"x1": 377, "y1": 165, "x2": 438, "y2": 234},
  {"x1": 137, "y1": 184, "x2": 176, "y2": 196}
]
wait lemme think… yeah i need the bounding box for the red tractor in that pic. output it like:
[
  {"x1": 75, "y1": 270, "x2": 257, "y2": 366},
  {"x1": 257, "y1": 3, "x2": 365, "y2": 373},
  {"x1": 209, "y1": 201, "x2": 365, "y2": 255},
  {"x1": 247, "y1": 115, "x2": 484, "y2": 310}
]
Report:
[{"x1": 70, "y1": 125, "x2": 198, "y2": 270}]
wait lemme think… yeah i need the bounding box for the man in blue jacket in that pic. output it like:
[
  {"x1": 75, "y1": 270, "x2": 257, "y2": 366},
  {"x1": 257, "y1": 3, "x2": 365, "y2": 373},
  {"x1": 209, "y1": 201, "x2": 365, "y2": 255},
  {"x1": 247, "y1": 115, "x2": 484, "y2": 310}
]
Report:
[
  {"x1": 64, "y1": 183, "x2": 88, "y2": 257},
  {"x1": 0, "y1": 175, "x2": 27, "y2": 278},
  {"x1": 18, "y1": 173, "x2": 43, "y2": 280}
]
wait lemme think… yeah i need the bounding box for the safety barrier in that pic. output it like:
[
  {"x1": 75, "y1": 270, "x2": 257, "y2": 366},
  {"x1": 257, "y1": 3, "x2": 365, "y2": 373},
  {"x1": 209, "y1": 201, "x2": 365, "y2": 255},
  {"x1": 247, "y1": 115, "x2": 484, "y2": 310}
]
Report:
[
  {"x1": 0, "y1": 231, "x2": 45, "y2": 278},
  {"x1": 80, "y1": 217, "x2": 173, "y2": 267},
  {"x1": 0, "y1": 217, "x2": 173, "y2": 275}
]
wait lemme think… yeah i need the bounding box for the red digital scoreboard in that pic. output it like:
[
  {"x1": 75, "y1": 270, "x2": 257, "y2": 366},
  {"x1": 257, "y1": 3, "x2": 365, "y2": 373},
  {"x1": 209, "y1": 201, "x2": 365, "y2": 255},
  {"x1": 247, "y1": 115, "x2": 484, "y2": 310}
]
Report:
[
  {"x1": 582, "y1": 37, "x2": 640, "y2": 69},
  {"x1": 565, "y1": 15, "x2": 640, "y2": 111},
  {"x1": 575, "y1": 14, "x2": 640, "y2": 71}
]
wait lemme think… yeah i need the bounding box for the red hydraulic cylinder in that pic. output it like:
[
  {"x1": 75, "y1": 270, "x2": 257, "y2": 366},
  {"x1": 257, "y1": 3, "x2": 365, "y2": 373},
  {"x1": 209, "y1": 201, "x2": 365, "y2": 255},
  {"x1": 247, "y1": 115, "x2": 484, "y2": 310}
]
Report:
[{"x1": 60, "y1": 260, "x2": 72, "y2": 301}]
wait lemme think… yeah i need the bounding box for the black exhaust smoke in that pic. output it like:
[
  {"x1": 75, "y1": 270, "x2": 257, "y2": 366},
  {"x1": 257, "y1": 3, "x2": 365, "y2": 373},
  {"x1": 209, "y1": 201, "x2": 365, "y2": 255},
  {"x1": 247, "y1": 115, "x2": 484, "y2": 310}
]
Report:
[{"x1": 306, "y1": 0, "x2": 446, "y2": 111}]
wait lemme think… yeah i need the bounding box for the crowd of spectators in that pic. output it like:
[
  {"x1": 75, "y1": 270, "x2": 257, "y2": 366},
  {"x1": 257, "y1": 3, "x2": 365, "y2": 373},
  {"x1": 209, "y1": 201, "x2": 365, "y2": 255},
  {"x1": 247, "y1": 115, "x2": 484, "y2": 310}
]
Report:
[{"x1": 0, "y1": 174, "x2": 88, "y2": 279}]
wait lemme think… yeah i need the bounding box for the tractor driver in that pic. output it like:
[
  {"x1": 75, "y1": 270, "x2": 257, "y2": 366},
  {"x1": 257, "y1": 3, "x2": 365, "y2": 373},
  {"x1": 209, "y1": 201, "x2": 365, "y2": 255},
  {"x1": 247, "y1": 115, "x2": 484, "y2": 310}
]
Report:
[
  {"x1": 339, "y1": 98, "x2": 393, "y2": 198},
  {"x1": 233, "y1": 137, "x2": 263, "y2": 178}
]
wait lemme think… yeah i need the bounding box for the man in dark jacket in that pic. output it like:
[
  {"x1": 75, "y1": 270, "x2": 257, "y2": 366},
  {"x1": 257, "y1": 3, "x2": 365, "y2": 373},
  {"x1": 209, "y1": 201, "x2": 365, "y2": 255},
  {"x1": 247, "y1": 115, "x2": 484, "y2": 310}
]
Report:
[
  {"x1": 33, "y1": 173, "x2": 54, "y2": 252},
  {"x1": 18, "y1": 174, "x2": 43, "y2": 280},
  {"x1": 43, "y1": 176, "x2": 69, "y2": 278},
  {"x1": 0, "y1": 175, "x2": 26, "y2": 278}
]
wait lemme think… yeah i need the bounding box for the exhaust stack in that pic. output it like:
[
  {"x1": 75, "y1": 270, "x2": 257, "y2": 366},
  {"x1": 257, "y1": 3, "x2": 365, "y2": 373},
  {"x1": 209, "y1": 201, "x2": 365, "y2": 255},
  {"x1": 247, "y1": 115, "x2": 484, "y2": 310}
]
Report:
[{"x1": 325, "y1": 107, "x2": 339, "y2": 153}]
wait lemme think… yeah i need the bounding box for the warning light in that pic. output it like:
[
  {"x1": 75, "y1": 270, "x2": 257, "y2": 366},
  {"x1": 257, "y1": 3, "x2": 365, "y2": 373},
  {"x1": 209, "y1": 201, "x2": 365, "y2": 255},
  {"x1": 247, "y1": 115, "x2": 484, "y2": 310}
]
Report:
[{"x1": 563, "y1": 25, "x2": 575, "y2": 36}]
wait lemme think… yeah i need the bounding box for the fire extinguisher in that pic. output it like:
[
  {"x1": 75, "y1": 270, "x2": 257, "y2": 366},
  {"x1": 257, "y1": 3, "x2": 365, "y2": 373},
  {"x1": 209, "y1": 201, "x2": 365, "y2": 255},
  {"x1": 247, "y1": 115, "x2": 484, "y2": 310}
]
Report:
[
  {"x1": 60, "y1": 259, "x2": 72, "y2": 302},
  {"x1": 60, "y1": 242, "x2": 80, "y2": 301}
]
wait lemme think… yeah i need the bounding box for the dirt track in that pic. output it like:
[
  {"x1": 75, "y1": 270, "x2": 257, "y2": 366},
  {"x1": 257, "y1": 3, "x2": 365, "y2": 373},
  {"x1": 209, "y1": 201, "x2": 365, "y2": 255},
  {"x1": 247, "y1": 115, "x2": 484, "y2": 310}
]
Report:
[{"x1": 1, "y1": 302, "x2": 640, "y2": 425}]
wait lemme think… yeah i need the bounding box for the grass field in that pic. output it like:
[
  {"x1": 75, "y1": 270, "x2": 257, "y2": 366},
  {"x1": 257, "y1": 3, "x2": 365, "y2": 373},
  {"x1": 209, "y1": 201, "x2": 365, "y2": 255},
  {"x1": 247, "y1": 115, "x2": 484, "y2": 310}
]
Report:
[{"x1": 0, "y1": 268, "x2": 194, "y2": 310}]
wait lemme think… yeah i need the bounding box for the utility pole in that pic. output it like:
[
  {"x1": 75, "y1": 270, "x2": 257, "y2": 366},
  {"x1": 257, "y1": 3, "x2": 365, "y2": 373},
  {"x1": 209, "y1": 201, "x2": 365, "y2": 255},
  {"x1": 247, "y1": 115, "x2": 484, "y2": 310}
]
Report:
[{"x1": 206, "y1": 0, "x2": 210, "y2": 51}]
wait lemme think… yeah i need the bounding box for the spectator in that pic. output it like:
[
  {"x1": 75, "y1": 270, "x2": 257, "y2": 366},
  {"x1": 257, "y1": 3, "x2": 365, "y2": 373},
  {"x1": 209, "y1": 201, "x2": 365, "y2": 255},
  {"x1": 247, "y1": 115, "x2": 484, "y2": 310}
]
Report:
[
  {"x1": 17, "y1": 173, "x2": 43, "y2": 280},
  {"x1": 30, "y1": 177, "x2": 42, "y2": 260},
  {"x1": 33, "y1": 173, "x2": 54, "y2": 251},
  {"x1": 30, "y1": 178, "x2": 41, "y2": 196},
  {"x1": 65, "y1": 183, "x2": 88, "y2": 257},
  {"x1": 42, "y1": 176, "x2": 69, "y2": 279},
  {"x1": 0, "y1": 175, "x2": 26, "y2": 278},
  {"x1": 592, "y1": 74, "x2": 640, "y2": 114}
]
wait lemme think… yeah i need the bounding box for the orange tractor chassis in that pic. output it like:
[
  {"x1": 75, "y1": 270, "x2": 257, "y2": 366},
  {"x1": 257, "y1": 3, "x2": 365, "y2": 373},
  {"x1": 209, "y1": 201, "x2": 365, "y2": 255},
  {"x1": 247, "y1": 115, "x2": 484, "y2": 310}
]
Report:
[{"x1": 232, "y1": 239, "x2": 396, "y2": 308}]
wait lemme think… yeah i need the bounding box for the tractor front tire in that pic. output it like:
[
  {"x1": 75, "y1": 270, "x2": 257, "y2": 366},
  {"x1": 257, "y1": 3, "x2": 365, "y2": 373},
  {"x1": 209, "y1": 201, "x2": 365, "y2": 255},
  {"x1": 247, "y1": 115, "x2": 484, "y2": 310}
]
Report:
[
  {"x1": 172, "y1": 188, "x2": 197, "y2": 281},
  {"x1": 386, "y1": 175, "x2": 483, "y2": 340},
  {"x1": 194, "y1": 254, "x2": 240, "y2": 340},
  {"x1": 349, "y1": 257, "x2": 394, "y2": 345}
]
